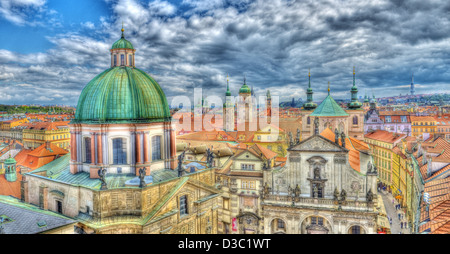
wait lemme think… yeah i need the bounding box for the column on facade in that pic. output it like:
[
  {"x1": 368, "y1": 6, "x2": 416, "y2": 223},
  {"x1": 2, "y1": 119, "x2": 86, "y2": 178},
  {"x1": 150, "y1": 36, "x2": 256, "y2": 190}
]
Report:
[
  {"x1": 97, "y1": 133, "x2": 103, "y2": 165},
  {"x1": 70, "y1": 131, "x2": 76, "y2": 161},
  {"x1": 131, "y1": 132, "x2": 136, "y2": 165},
  {"x1": 143, "y1": 131, "x2": 149, "y2": 163},
  {"x1": 91, "y1": 132, "x2": 96, "y2": 165},
  {"x1": 77, "y1": 131, "x2": 82, "y2": 163},
  {"x1": 102, "y1": 133, "x2": 108, "y2": 166},
  {"x1": 136, "y1": 131, "x2": 142, "y2": 164}
]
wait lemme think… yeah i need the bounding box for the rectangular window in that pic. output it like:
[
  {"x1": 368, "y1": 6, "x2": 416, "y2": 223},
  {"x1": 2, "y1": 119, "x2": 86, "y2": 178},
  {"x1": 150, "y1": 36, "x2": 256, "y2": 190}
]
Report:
[
  {"x1": 120, "y1": 54, "x2": 125, "y2": 66},
  {"x1": 152, "y1": 136, "x2": 162, "y2": 161},
  {"x1": 241, "y1": 164, "x2": 255, "y2": 171},
  {"x1": 113, "y1": 138, "x2": 127, "y2": 165},
  {"x1": 114, "y1": 55, "x2": 117, "y2": 66},
  {"x1": 241, "y1": 180, "x2": 255, "y2": 189},
  {"x1": 180, "y1": 195, "x2": 188, "y2": 216},
  {"x1": 85, "y1": 138, "x2": 91, "y2": 163},
  {"x1": 278, "y1": 219, "x2": 285, "y2": 228},
  {"x1": 129, "y1": 55, "x2": 132, "y2": 66},
  {"x1": 223, "y1": 198, "x2": 230, "y2": 210}
]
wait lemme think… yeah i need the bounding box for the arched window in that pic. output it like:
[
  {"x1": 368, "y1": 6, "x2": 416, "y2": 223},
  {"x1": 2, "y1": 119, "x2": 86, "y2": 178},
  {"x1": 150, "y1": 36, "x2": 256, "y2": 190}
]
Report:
[
  {"x1": 84, "y1": 137, "x2": 91, "y2": 163},
  {"x1": 120, "y1": 54, "x2": 125, "y2": 66},
  {"x1": 152, "y1": 136, "x2": 162, "y2": 161},
  {"x1": 271, "y1": 218, "x2": 286, "y2": 234},
  {"x1": 349, "y1": 225, "x2": 362, "y2": 234},
  {"x1": 112, "y1": 138, "x2": 127, "y2": 164},
  {"x1": 353, "y1": 116, "x2": 358, "y2": 125}
]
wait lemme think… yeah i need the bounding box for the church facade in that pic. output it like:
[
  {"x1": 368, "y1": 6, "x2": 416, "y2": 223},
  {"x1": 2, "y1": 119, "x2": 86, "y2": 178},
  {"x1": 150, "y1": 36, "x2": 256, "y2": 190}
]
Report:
[
  {"x1": 261, "y1": 123, "x2": 378, "y2": 234},
  {"x1": 20, "y1": 28, "x2": 221, "y2": 234}
]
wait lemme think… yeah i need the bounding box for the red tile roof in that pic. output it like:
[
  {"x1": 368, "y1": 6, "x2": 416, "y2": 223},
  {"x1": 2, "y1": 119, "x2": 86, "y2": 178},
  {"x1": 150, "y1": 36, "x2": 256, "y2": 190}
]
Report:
[{"x1": 364, "y1": 130, "x2": 406, "y2": 144}]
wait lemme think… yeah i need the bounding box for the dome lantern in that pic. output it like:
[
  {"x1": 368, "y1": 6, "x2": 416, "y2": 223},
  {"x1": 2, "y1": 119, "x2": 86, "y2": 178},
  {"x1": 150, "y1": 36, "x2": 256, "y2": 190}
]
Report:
[{"x1": 110, "y1": 25, "x2": 136, "y2": 68}]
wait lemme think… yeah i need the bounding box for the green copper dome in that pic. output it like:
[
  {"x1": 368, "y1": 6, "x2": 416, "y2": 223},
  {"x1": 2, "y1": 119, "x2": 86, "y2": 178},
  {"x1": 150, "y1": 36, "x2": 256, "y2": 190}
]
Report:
[
  {"x1": 4, "y1": 156, "x2": 16, "y2": 164},
  {"x1": 239, "y1": 84, "x2": 251, "y2": 94},
  {"x1": 310, "y1": 95, "x2": 349, "y2": 117},
  {"x1": 73, "y1": 67, "x2": 170, "y2": 124},
  {"x1": 112, "y1": 37, "x2": 134, "y2": 50}
]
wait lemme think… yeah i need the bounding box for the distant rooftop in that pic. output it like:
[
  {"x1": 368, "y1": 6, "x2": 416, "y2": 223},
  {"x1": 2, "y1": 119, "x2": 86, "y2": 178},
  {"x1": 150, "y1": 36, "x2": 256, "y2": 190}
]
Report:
[{"x1": 0, "y1": 196, "x2": 75, "y2": 234}]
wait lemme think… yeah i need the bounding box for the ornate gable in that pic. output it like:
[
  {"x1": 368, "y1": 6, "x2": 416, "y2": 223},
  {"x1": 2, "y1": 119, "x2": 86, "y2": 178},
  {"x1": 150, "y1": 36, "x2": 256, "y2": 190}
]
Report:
[{"x1": 289, "y1": 135, "x2": 348, "y2": 153}]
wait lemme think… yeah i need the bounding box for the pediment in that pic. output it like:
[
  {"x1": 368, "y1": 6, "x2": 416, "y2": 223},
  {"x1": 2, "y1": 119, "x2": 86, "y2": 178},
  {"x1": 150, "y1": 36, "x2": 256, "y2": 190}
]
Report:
[
  {"x1": 235, "y1": 151, "x2": 261, "y2": 161},
  {"x1": 289, "y1": 135, "x2": 348, "y2": 152}
]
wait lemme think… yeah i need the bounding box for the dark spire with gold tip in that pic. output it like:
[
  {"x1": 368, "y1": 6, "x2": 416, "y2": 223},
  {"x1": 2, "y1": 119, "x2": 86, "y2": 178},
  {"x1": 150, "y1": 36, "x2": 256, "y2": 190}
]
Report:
[
  {"x1": 303, "y1": 68, "x2": 318, "y2": 110},
  {"x1": 348, "y1": 66, "x2": 362, "y2": 109}
]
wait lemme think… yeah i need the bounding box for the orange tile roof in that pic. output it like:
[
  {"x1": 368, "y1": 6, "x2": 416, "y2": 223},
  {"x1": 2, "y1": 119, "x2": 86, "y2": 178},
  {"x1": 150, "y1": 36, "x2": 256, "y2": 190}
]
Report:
[
  {"x1": 253, "y1": 144, "x2": 278, "y2": 160},
  {"x1": 17, "y1": 143, "x2": 68, "y2": 170},
  {"x1": 364, "y1": 130, "x2": 406, "y2": 144},
  {"x1": 26, "y1": 121, "x2": 70, "y2": 131},
  {"x1": 410, "y1": 116, "x2": 437, "y2": 122},
  {"x1": 320, "y1": 128, "x2": 370, "y2": 172}
]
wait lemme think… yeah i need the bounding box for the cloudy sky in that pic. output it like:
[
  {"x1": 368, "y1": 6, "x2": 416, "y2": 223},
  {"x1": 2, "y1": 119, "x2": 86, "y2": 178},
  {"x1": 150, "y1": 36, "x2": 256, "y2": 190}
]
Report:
[{"x1": 0, "y1": 0, "x2": 449, "y2": 106}]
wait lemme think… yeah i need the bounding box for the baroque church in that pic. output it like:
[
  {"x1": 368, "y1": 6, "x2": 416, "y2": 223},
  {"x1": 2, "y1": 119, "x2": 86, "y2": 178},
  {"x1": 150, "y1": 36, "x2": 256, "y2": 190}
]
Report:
[
  {"x1": 20, "y1": 28, "x2": 221, "y2": 234},
  {"x1": 261, "y1": 120, "x2": 379, "y2": 234},
  {"x1": 301, "y1": 68, "x2": 365, "y2": 141}
]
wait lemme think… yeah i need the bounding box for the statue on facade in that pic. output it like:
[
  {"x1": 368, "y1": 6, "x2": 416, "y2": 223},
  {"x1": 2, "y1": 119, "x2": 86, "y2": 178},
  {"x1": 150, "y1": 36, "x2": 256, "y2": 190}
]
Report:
[
  {"x1": 294, "y1": 184, "x2": 301, "y2": 197},
  {"x1": 206, "y1": 148, "x2": 214, "y2": 168},
  {"x1": 288, "y1": 185, "x2": 293, "y2": 197},
  {"x1": 340, "y1": 132, "x2": 346, "y2": 147},
  {"x1": 138, "y1": 167, "x2": 146, "y2": 188},
  {"x1": 335, "y1": 128, "x2": 339, "y2": 144},
  {"x1": 296, "y1": 128, "x2": 300, "y2": 145},
  {"x1": 98, "y1": 168, "x2": 107, "y2": 190},
  {"x1": 367, "y1": 161, "x2": 373, "y2": 173},
  {"x1": 333, "y1": 187, "x2": 340, "y2": 201},
  {"x1": 366, "y1": 188, "x2": 374, "y2": 203},
  {"x1": 289, "y1": 132, "x2": 294, "y2": 147},
  {"x1": 340, "y1": 189, "x2": 347, "y2": 201},
  {"x1": 177, "y1": 151, "x2": 186, "y2": 177},
  {"x1": 263, "y1": 182, "x2": 270, "y2": 196},
  {"x1": 314, "y1": 118, "x2": 319, "y2": 135},
  {"x1": 262, "y1": 160, "x2": 268, "y2": 170},
  {"x1": 313, "y1": 167, "x2": 321, "y2": 179}
]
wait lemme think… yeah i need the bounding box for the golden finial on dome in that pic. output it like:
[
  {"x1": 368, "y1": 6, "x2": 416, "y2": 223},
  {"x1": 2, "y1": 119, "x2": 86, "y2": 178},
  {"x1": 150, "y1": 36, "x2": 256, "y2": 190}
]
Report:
[
  {"x1": 328, "y1": 81, "x2": 331, "y2": 95},
  {"x1": 353, "y1": 66, "x2": 355, "y2": 75},
  {"x1": 309, "y1": 68, "x2": 311, "y2": 77},
  {"x1": 121, "y1": 22, "x2": 125, "y2": 38}
]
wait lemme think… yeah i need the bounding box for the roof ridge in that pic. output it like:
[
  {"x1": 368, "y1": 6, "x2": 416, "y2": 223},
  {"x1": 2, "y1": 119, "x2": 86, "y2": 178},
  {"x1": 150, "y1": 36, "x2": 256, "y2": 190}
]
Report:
[{"x1": 141, "y1": 177, "x2": 189, "y2": 224}]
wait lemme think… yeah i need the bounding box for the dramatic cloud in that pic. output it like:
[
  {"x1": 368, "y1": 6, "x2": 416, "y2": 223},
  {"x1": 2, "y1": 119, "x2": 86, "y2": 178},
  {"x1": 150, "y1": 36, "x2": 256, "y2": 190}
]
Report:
[{"x1": 0, "y1": 0, "x2": 449, "y2": 106}]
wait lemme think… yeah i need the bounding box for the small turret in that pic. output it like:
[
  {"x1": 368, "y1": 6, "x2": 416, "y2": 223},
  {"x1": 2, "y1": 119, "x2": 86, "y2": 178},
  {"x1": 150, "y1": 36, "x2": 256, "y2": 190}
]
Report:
[{"x1": 4, "y1": 155, "x2": 17, "y2": 182}]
